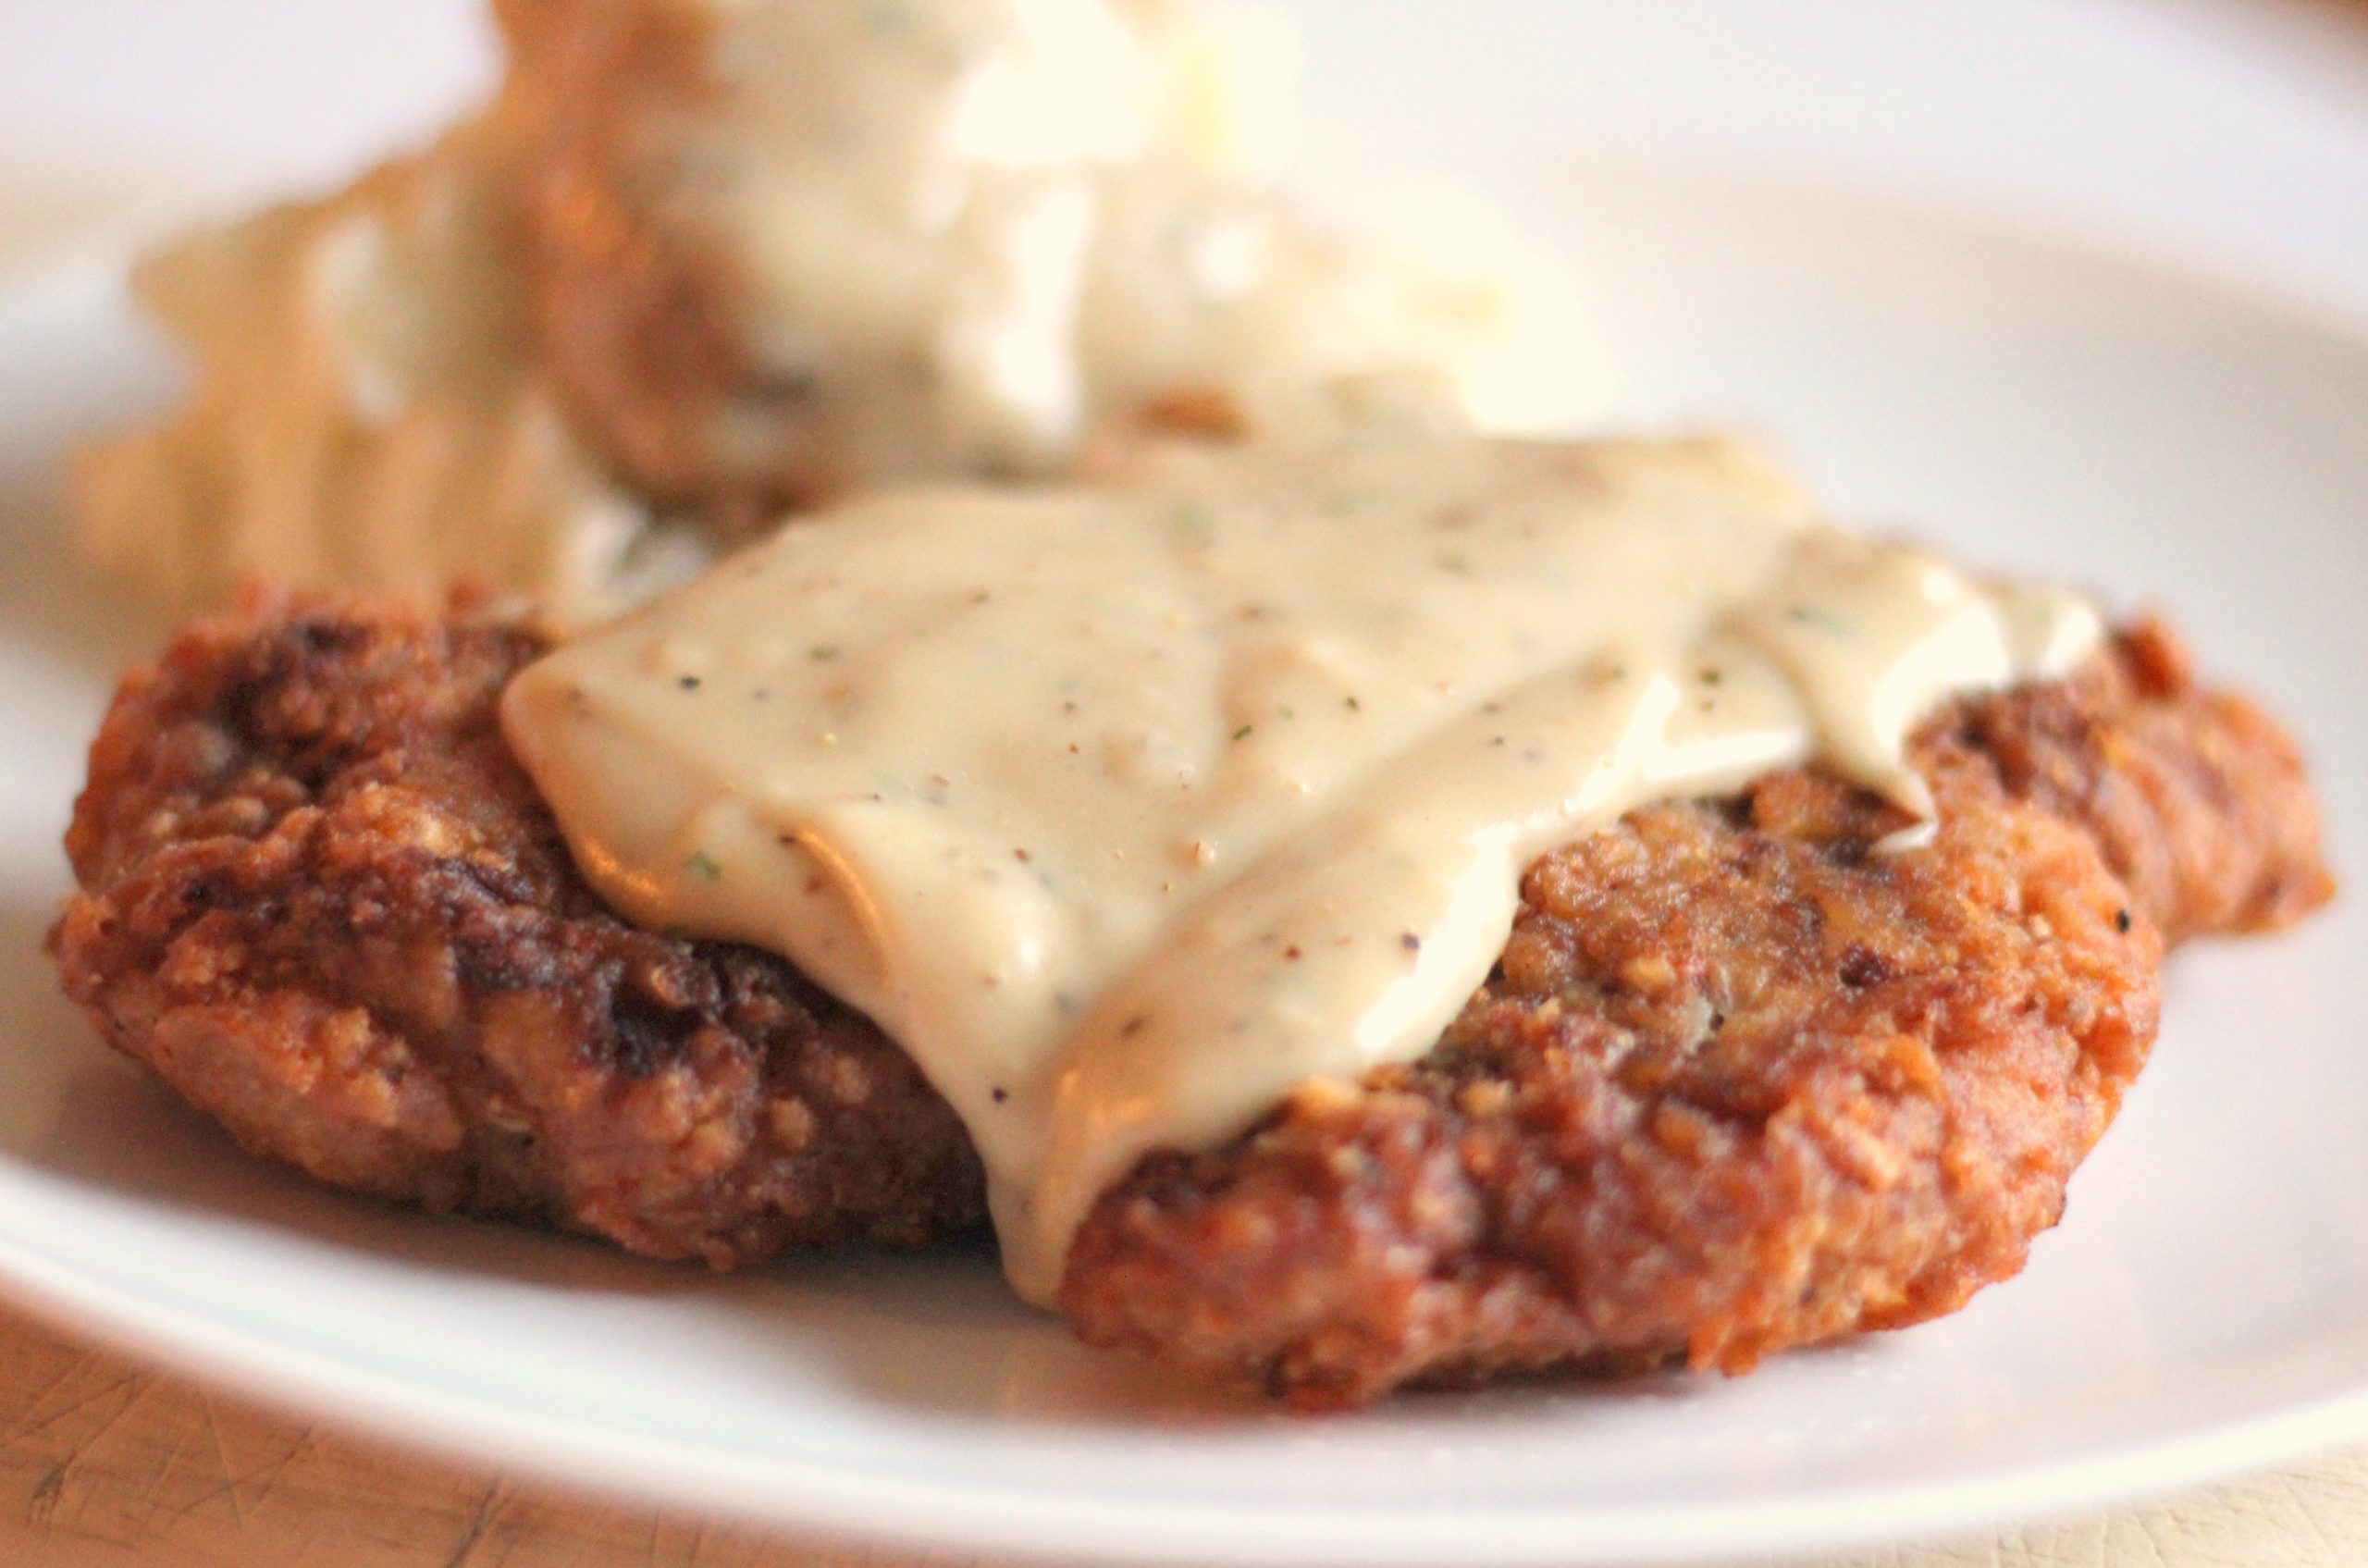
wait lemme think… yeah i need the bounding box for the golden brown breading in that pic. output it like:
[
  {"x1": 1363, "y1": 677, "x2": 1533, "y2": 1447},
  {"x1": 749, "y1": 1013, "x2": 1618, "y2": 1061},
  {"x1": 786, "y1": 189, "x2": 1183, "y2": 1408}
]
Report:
[
  {"x1": 498, "y1": 0, "x2": 783, "y2": 525},
  {"x1": 1058, "y1": 623, "x2": 2329, "y2": 1407},
  {"x1": 52, "y1": 600, "x2": 2329, "y2": 1407},
  {"x1": 52, "y1": 588, "x2": 985, "y2": 1263}
]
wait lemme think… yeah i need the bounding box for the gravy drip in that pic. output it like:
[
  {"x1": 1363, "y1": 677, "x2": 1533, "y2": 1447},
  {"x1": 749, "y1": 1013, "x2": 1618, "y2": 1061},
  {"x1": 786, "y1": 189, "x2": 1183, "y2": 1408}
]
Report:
[{"x1": 501, "y1": 438, "x2": 2101, "y2": 1302}]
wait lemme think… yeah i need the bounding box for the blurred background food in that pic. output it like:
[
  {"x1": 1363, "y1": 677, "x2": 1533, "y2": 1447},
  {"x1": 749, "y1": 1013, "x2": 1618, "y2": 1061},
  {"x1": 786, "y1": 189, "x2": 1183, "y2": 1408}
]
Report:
[{"x1": 64, "y1": 0, "x2": 1595, "y2": 625}]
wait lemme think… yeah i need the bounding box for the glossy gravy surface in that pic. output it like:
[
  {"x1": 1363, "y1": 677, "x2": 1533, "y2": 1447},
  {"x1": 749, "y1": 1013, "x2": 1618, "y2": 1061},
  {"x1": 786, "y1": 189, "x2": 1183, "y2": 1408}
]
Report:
[{"x1": 500, "y1": 438, "x2": 2100, "y2": 1302}]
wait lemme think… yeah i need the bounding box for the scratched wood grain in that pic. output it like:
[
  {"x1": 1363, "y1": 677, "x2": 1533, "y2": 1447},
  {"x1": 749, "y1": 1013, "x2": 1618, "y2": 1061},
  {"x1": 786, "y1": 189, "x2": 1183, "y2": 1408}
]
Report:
[
  {"x1": 5, "y1": 1305, "x2": 2368, "y2": 1567},
  {"x1": 0, "y1": 1306, "x2": 873, "y2": 1568}
]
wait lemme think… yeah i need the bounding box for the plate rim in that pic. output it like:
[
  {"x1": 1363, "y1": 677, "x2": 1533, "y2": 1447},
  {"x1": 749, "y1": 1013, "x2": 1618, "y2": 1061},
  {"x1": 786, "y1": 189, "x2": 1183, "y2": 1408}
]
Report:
[
  {"x1": 7, "y1": 1217, "x2": 2368, "y2": 1568},
  {"x1": 4, "y1": 167, "x2": 2366, "y2": 1564}
]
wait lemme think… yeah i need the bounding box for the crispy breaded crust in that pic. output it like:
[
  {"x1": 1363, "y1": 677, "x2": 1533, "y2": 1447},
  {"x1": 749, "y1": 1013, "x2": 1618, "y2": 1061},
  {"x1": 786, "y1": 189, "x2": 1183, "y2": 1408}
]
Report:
[
  {"x1": 53, "y1": 602, "x2": 2328, "y2": 1405},
  {"x1": 52, "y1": 588, "x2": 986, "y2": 1263},
  {"x1": 1058, "y1": 623, "x2": 2330, "y2": 1406},
  {"x1": 498, "y1": 0, "x2": 796, "y2": 529}
]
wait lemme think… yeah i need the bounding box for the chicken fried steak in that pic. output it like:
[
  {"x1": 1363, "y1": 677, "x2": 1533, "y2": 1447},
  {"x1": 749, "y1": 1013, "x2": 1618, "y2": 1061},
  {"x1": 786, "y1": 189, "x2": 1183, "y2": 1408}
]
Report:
[{"x1": 54, "y1": 598, "x2": 2328, "y2": 1405}]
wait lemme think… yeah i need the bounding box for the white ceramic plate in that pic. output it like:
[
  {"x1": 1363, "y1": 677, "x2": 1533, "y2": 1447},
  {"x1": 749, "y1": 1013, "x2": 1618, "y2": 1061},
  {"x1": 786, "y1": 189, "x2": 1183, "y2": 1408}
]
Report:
[{"x1": 1, "y1": 148, "x2": 2363, "y2": 1568}]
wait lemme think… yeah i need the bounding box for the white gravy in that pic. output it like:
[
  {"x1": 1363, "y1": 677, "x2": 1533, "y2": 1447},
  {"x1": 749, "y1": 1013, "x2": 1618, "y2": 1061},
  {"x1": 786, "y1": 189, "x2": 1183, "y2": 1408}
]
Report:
[
  {"x1": 500, "y1": 438, "x2": 2102, "y2": 1303},
  {"x1": 661, "y1": 0, "x2": 1593, "y2": 488}
]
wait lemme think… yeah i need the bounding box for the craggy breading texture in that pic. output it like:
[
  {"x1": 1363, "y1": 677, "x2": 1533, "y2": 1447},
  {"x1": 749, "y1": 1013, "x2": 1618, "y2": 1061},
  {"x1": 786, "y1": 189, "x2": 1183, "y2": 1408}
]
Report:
[
  {"x1": 499, "y1": 0, "x2": 764, "y2": 522},
  {"x1": 54, "y1": 599, "x2": 2329, "y2": 1407},
  {"x1": 53, "y1": 590, "x2": 987, "y2": 1264},
  {"x1": 1060, "y1": 623, "x2": 2330, "y2": 1406}
]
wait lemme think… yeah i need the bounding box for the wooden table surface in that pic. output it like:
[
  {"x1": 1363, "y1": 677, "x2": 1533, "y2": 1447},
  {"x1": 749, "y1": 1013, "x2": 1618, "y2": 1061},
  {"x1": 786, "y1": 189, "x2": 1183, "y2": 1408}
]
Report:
[{"x1": 2, "y1": 1298, "x2": 2366, "y2": 1568}]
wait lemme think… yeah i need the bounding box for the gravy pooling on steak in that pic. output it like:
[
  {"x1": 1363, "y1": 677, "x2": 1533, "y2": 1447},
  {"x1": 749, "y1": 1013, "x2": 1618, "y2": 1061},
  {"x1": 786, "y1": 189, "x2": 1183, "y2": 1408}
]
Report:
[
  {"x1": 51, "y1": 593, "x2": 2331, "y2": 1403},
  {"x1": 498, "y1": 436, "x2": 2103, "y2": 1301}
]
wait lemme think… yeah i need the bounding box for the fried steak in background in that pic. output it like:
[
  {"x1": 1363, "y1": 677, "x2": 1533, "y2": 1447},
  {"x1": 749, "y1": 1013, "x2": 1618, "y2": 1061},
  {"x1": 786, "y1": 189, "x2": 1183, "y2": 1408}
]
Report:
[
  {"x1": 74, "y1": 0, "x2": 1587, "y2": 623},
  {"x1": 51, "y1": 593, "x2": 2329, "y2": 1407}
]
